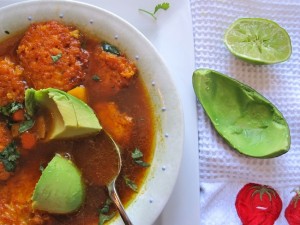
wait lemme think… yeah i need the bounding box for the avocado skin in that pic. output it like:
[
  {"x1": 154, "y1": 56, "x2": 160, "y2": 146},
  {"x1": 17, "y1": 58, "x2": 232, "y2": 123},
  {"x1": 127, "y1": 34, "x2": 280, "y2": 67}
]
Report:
[
  {"x1": 32, "y1": 154, "x2": 85, "y2": 214},
  {"x1": 192, "y1": 69, "x2": 290, "y2": 158}
]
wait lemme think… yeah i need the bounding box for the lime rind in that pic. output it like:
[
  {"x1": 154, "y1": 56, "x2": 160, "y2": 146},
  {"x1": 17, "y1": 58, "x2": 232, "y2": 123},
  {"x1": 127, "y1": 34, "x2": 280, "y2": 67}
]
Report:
[{"x1": 224, "y1": 18, "x2": 292, "y2": 64}]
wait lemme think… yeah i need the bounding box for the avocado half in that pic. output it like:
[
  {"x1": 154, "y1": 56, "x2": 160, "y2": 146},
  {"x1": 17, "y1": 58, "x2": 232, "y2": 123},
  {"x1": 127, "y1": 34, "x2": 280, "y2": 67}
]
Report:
[
  {"x1": 32, "y1": 154, "x2": 85, "y2": 214},
  {"x1": 192, "y1": 69, "x2": 290, "y2": 158},
  {"x1": 25, "y1": 88, "x2": 102, "y2": 140}
]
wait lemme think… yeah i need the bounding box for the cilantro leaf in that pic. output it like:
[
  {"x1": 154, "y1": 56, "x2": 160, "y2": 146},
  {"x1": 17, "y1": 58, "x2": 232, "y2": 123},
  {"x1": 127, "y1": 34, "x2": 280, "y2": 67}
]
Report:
[
  {"x1": 101, "y1": 42, "x2": 120, "y2": 56},
  {"x1": 99, "y1": 199, "x2": 113, "y2": 214},
  {"x1": 154, "y1": 2, "x2": 170, "y2": 14},
  {"x1": 131, "y1": 148, "x2": 143, "y2": 159},
  {"x1": 92, "y1": 74, "x2": 101, "y2": 82},
  {"x1": 124, "y1": 176, "x2": 138, "y2": 192},
  {"x1": 134, "y1": 159, "x2": 150, "y2": 167},
  {"x1": 131, "y1": 148, "x2": 150, "y2": 167},
  {"x1": 0, "y1": 102, "x2": 23, "y2": 117},
  {"x1": 98, "y1": 199, "x2": 115, "y2": 225},
  {"x1": 0, "y1": 141, "x2": 20, "y2": 172},
  {"x1": 139, "y1": 2, "x2": 170, "y2": 20},
  {"x1": 51, "y1": 53, "x2": 62, "y2": 62},
  {"x1": 98, "y1": 213, "x2": 115, "y2": 225},
  {"x1": 19, "y1": 119, "x2": 35, "y2": 133}
]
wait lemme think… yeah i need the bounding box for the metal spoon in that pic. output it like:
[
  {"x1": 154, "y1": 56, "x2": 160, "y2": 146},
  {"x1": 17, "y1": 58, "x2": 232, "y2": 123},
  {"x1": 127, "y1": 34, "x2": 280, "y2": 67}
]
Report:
[
  {"x1": 105, "y1": 131, "x2": 133, "y2": 225},
  {"x1": 74, "y1": 130, "x2": 133, "y2": 225}
]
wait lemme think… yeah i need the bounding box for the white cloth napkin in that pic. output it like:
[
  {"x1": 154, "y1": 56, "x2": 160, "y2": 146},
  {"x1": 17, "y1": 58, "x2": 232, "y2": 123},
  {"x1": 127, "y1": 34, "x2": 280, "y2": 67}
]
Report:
[{"x1": 190, "y1": 0, "x2": 300, "y2": 224}]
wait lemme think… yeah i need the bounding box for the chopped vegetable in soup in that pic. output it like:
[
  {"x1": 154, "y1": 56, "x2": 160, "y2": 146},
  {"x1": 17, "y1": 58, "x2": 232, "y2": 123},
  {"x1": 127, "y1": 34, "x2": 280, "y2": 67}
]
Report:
[{"x1": 0, "y1": 21, "x2": 155, "y2": 225}]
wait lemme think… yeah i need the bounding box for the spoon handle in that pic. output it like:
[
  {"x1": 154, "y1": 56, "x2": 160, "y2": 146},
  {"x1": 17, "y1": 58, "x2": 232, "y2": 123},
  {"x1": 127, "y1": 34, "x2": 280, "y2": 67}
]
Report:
[{"x1": 108, "y1": 182, "x2": 133, "y2": 225}]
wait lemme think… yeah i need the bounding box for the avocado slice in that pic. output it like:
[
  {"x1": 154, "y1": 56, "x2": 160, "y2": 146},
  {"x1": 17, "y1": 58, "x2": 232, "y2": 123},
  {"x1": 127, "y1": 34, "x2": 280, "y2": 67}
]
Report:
[
  {"x1": 192, "y1": 69, "x2": 290, "y2": 158},
  {"x1": 25, "y1": 88, "x2": 102, "y2": 140},
  {"x1": 32, "y1": 154, "x2": 85, "y2": 214}
]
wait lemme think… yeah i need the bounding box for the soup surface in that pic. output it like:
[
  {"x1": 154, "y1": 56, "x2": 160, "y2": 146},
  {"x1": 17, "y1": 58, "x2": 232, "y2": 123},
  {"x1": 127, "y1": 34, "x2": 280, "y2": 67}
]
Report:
[{"x1": 0, "y1": 21, "x2": 154, "y2": 224}]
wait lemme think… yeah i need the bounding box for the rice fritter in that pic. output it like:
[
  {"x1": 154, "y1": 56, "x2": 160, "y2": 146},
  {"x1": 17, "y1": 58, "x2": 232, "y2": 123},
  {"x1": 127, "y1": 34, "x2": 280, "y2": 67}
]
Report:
[
  {"x1": 0, "y1": 57, "x2": 25, "y2": 107},
  {"x1": 17, "y1": 21, "x2": 88, "y2": 91}
]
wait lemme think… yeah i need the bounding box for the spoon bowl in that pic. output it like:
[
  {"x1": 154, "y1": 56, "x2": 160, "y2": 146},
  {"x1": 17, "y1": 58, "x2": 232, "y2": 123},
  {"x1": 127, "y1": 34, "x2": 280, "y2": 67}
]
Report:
[{"x1": 73, "y1": 130, "x2": 133, "y2": 224}]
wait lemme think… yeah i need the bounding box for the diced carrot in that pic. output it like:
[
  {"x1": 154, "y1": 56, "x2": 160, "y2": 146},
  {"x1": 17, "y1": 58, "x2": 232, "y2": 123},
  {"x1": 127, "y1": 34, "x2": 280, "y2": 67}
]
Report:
[
  {"x1": 12, "y1": 109, "x2": 25, "y2": 122},
  {"x1": 20, "y1": 132, "x2": 37, "y2": 150},
  {"x1": 67, "y1": 86, "x2": 88, "y2": 103}
]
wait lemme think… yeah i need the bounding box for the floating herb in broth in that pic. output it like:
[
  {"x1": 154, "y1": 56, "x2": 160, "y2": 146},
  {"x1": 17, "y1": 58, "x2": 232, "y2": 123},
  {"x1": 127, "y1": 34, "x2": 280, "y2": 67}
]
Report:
[
  {"x1": 124, "y1": 176, "x2": 138, "y2": 192},
  {"x1": 0, "y1": 141, "x2": 19, "y2": 172},
  {"x1": 101, "y1": 42, "x2": 120, "y2": 56},
  {"x1": 98, "y1": 199, "x2": 116, "y2": 225},
  {"x1": 132, "y1": 148, "x2": 150, "y2": 167},
  {"x1": 0, "y1": 102, "x2": 23, "y2": 117}
]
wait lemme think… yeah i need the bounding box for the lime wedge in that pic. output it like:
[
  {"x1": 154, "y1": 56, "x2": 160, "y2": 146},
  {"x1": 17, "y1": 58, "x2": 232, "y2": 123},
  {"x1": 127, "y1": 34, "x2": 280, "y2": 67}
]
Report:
[{"x1": 224, "y1": 18, "x2": 292, "y2": 64}]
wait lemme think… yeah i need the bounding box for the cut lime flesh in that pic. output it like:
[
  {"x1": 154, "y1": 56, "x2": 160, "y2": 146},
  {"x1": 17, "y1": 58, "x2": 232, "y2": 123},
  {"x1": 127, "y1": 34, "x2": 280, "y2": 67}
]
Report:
[{"x1": 224, "y1": 18, "x2": 292, "y2": 64}]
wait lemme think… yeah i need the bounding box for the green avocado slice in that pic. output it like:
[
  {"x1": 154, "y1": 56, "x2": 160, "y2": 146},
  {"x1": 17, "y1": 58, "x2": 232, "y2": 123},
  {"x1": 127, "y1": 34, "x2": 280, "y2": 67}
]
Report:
[
  {"x1": 192, "y1": 69, "x2": 290, "y2": 158},
  {"x1": 32, "y1": 154, "x2": 85, "y2": 214},
  {"x1": 25, "y1": 88, "x2": 102, "y2": 140}
]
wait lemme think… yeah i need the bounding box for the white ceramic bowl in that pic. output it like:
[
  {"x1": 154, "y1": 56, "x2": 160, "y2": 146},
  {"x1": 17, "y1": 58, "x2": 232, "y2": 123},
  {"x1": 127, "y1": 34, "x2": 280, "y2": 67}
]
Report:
[{"x1": 0, "y1": 1, "x2": 184, "y2": 224}]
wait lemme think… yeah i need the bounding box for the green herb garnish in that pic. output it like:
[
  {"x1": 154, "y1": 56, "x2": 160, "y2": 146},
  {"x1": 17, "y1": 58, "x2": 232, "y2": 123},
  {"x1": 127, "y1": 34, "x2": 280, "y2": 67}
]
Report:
[
  {"x1": 0, "y1": 141, "x2": 20, "y2": 172},
  {"x1": 19, "y1": 119, "x2": 35, "y2": 133},
  {"x1": 132, "y1": 148, "x2": 144, "y2": 159},
  {"x1": 92, "y1": 75, "x2": 101, "y2": 82},
  {"x1": 101, "y1": 42, "x2": 120, "y2": 56},
  {"x1": 98, "y1": 199, "x2": 115, "y2": 225},
  {"x1": 0, "y1": 102, "x2": 23, "y2": 117},
  {"x1": 134, "y1": 160, "x2": 150, "y2": 167},
  {"x1": 139, "y1": 2, "x2": 170, "y2": 20},
  {"x1": 51, "y1": 53, "x2": 62, "y2": 62},
  {"x1": 124, "y1": 176, "x2": 138, "y2": 192},
  {"x1": 100, "y1": 199, "x2": 112, "y2": 214},
  {"x1": 99, "y1": 213, "x2": 115, "y2": 225},
  {"x1": 131, "y1": 148, "x2": 150, "y2": 167}
]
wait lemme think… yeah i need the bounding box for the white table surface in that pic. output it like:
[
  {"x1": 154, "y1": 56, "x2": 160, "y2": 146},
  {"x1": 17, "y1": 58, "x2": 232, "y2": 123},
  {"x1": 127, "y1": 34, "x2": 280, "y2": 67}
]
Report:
[{"x1": 0, "y1": 1, "x2": 201, "y2": 224}]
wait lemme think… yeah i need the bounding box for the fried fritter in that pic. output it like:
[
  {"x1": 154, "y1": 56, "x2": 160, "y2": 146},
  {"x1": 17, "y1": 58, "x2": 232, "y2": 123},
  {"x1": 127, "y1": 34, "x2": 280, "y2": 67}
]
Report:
[
  {"x1": 0, "y1": 57, "x2": 25, "y2": 107},
  {"x1": 88, "y1": 46, "x2": 137, "y2": 97},
  {"x1": 0, "y1": 200, "x2": 47, "y2": 225},
  {"x1": 17, "y1": 20, "x2": 88, "y2": 91},
  {"x1": 0, "y1": 122, "x2": 13, "y2": 181},
  {"x1": 97, "y1": 47, "x2": 137, "y2": 79},
  {"x1": 0, "y1": 170, "x2": 49, "y2": 224},
  {"x1": 94, "y1": 102, "x2": 133, "y2": 147}
]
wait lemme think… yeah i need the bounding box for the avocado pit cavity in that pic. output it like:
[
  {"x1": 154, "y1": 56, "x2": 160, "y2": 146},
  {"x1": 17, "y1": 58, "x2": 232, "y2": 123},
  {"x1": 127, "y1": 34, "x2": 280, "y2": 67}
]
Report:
[{"x1": 192, "y1": 69, "x2": 290, "y2": 158}]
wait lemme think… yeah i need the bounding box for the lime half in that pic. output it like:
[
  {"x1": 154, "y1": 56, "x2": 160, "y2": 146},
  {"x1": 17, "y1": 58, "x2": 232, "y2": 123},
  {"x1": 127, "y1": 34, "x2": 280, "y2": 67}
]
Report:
[{"x1": 224, "y1": 18, "x2": 292, "y2": 64}]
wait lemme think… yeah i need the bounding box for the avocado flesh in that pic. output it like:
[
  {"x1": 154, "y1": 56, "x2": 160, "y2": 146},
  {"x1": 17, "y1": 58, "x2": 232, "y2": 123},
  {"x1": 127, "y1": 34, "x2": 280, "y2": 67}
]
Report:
[
  {"x1": 192, "y1": 69, "x2": 290, "y2": 158},
  {"x1": 25, "y1": 88, "x2": 102, "y2": 140},
  {"x1": 32, "y1": 154, "x2": 85, "y2": 214}
]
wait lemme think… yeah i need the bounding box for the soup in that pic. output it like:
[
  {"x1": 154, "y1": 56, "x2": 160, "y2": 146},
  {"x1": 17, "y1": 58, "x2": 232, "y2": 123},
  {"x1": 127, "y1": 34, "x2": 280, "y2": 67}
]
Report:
[{"x1": 0, "y1": 20, "x2": 155, "y2": 224}]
